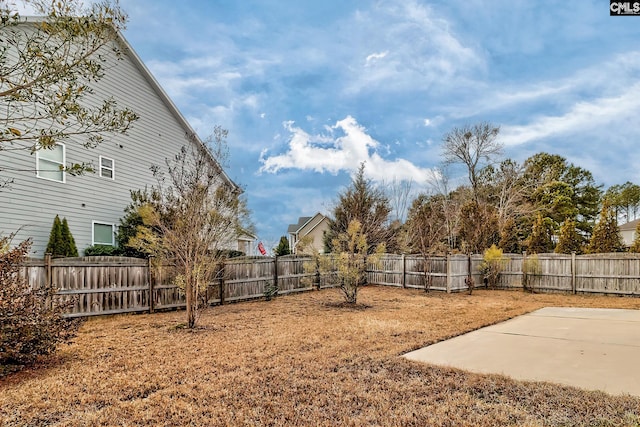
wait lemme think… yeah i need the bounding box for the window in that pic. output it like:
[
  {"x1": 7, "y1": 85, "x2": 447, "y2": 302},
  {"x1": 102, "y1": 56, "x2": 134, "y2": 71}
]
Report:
[
  {"x1": 92, "y1": 222, "x2": 115, "y2": 246},
  {"x1": 99, "y1": 156, "x2": 114, "y2": 179},
  {"x1": 36, "y1": 143, "x2": 65, "y2": 182}
]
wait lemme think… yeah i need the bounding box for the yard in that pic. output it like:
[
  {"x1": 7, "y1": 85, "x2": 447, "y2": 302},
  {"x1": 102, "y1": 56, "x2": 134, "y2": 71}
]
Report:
[{"x1": 2, "y1": 287, "x2": 640, "y2": 426}]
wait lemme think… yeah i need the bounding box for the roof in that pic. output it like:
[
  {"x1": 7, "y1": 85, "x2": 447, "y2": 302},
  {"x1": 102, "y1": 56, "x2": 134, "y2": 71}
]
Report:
[
  {"x1": 287, "y1": 213, "x2": 329, "y2": 235},
  {"x1": 619, "y1": 218, "x2": 640, "y2": 231},
  {"x1": 288, "y1": 216, "x2": 312, "y2": 234},
  {"x1": 18, "y1": 16, "x2": 241, "y2": 194}
]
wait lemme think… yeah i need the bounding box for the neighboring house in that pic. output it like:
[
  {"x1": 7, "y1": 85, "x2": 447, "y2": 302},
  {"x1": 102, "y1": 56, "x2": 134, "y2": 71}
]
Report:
[
  {"x1": 0, "y1": 18, "x2": 245, "y2": 256},
  {"x1": 619, "y1": 219, "x2": 640, "y2": 247},
  {"x1": 287, "y1": 213, "x2": 330, "y2": 254},
  {"x1": 236, "y1": 231, "x2": 257, "y2": 256}
]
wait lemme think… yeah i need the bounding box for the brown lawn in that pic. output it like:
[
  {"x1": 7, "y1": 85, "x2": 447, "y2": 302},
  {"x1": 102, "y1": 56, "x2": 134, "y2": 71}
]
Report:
[{"x1": 2, "y1": 287, "x2": 640, "y2": 426}]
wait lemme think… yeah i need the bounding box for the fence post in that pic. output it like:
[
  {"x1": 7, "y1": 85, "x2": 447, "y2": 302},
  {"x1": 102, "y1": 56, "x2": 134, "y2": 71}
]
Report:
[
  {"x1": 44, "y1": 253, "x2": 52, "y2": 309},
  {"x1": 274, "y1": 255, "x2": 279, "y2": 291},
  {"x1": 522, "y1": 251, "x2": 527, "y2": 291},
  {"x1": 446, "y1": 253, "x2": 452, "y2": 294},
  {"x1": 219, "y1": 261, "x2": 226, "y2": 305},
  {"x1": 401, "y1": 254, "x2": 406, "y2": 288},
  {"x1": 571, "y1": 251, "x2": 576, "y2": 294},
  {"x1": 148, "y1": 257, "x2": 154, "y2": 314},
  {"x1": 314, "y1": 257, "x2": 321, "y2": 290}
]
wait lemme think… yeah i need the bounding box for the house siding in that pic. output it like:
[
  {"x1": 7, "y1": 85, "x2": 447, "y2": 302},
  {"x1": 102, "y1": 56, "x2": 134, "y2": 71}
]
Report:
[{"x1": 0, "y1": 26, "x2": 229, "y2": 255}]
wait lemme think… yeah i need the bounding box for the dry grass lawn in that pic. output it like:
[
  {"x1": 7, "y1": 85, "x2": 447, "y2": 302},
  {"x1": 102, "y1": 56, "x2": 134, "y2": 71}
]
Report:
[{"x1": 2, "y1": 287, "x2": 640, "y2": 426}]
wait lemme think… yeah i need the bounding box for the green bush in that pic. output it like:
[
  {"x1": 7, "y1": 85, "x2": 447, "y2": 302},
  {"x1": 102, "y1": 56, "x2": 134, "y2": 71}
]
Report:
[
  {"x1": 45, "y1": 215, "x2": 78, "y2": 257},
  {"x1": 0, "y1": 236, "x2": 79, "y2": 376},
  {"x1": 84, "y1": 244, "x2": 122, "y2": 256}
]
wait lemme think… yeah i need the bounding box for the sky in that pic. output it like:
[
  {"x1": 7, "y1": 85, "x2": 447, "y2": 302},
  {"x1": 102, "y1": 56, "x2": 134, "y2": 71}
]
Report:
[{"x1": 53, "y1": 1, "x2": 640, "y2": 249}]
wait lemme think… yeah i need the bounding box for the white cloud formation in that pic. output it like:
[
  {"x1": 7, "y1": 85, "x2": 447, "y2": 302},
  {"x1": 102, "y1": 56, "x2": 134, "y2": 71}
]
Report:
[
  {"x1": 365, "y1": 51, "x2": 389, "y2": 65},
  {"x1": 259, "y1": 116, "x2": 434, "y2": 184},
  {"x1": 501, "y1": 82, "x2": 640, "y2": 146}
]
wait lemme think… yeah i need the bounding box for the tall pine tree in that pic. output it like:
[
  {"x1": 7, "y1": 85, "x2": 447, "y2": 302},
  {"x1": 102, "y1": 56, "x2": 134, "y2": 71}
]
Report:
[
  {"x1": 587, "y1": 199, "x2": 624, "y2": 253},
  {"x1": 526, "y1": 213, "x2": 554, "y2": 254},
  {"x1": 555, "y1": 217, "x2": 583, "y2": 254}
]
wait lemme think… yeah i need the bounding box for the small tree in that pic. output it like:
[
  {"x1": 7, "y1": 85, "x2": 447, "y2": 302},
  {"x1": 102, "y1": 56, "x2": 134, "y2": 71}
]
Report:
[
  {"x1": 129, "y1": 129, "x2": 253, "y2": 328},
  {"x1": 324, "y1": 163, "x2": 393, "y2": 254},
  {"x1": 0, "y1": 236, "x2": 79, "y2": 375},
  {"x1": 479, "y1": 244, "x2": 506, "y2": 289},
  {"x1": 45, "y1": 215, "x2": 63, "y2": 256},
  {"x1": 300, "y1": 220, "x2": 383, "y2": 304},
  {"x1": 587, "y1": 199, "x2": 624, "y2": 254},
  {"x1": 274, "y1": 236, "x2": 291, "y2": 256},
  {"x1": 60, "y1": 218, "x2": 78, "y2": 257},
  {"x1": 116, "y1": 190, "x2": 157, "y2": 258},
  {"x1": 46, "y1": 215, "x2": 77, "y2": 257},
  {"x1": 522, "y1": 253, "x2": 541, "y2": 292},
  {"x1": 555, "y1": 217, "x2": 583, "y2": 254}
]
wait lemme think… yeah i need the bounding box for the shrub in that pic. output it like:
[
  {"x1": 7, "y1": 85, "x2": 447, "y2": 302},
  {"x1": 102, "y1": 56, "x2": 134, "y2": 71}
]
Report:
[
  {"x1": 84, "y1": 244, "x2": 122, "y2": 256},
  {"x1": 479, "y1": 244, "x2": 506, "y2": 289},
  {"x1": 45, "y1": 215, "x2": 78, "y2": 257},
  {"x1": 0, "y1": 236, "x2": 79, "y2": 376},
  {"x1": 523, "y1": 253, "x2": 541, "y2": 292},
  {"x1": 263, "y1": 280, "x2": 278, "y2": 301}
]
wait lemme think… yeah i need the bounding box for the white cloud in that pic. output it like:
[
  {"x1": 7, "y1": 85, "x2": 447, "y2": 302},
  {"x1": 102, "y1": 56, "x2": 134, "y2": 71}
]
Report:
[
  {"x1": 365, "y1": 51, "x2": 389, "y2": 65},
  {"x1": 259, "y1": 116, "x2": 434, "y2": 184},
  {"x1": 501, "y1": 82, "x2": 640, "y2": 146}
]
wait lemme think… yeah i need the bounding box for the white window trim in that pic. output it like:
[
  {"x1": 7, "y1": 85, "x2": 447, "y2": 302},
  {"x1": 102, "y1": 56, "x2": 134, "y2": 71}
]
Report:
[
  {"x1": 99, "y1": 156, "x2": 115, "y2": 180},
  {"x1": 92, "y1": 221, "x2": 116, "y2": 246},
  {"x1": 36, "y1": 142, "x2": 66, "y2": 183}
]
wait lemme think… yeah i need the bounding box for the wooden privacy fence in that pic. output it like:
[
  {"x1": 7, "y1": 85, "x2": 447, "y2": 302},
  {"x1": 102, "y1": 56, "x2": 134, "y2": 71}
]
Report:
[
  {"x1": 367, "y1": 253, "x2": 640, "y2": 296},
  {"x1": 20, "y1": 252, "x2": 640, "y2": 317},
  {"x1": 20, "y1": 256, "x2": 182, "y2": 318},
  {"x1": 19, "y1": 255, "x2": 334, "y2": 317}
]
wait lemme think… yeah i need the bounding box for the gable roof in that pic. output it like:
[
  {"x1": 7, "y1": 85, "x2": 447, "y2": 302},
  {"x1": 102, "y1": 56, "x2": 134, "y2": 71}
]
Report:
[
  {"x1": 288, "y1": 213, "x2": 329, "y2": 235},
  {"x1": 619, "y1": 218, "x2": 640, "y2": 231},
  {"x1": 288, "y1": 216, "x2": 312, "y2": 234},
  {"x1": 19, "y1": 16, "x2": 241, "y2": 193}
]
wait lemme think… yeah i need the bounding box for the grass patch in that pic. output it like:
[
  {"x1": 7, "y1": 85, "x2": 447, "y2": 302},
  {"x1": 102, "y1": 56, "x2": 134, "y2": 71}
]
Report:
[{"x1": 2, "y1": 287, "x2": 640, "y2": 426}]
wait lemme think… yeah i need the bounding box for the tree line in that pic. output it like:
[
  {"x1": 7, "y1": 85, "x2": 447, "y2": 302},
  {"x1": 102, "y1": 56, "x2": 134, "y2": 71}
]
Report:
[{"x1": 319, "y1": 123, "x2": 639, "y2": 261}]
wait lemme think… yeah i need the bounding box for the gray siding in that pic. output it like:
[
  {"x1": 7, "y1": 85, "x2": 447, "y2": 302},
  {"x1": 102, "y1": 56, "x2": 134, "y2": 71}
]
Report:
[{"x1": 0, "y1": 27, "x2": 227, "y2": 255}]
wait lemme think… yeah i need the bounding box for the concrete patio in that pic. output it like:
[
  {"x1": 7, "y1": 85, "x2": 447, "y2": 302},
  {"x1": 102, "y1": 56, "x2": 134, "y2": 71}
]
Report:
[{"x1": 404, "y1": 307, "x2": 640, "y2": 396}]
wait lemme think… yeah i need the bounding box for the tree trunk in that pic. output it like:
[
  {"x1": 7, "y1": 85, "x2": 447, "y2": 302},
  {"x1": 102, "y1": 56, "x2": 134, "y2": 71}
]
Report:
[{"x1": 186, "y1": 281, "x2": 196, "y2": 328}]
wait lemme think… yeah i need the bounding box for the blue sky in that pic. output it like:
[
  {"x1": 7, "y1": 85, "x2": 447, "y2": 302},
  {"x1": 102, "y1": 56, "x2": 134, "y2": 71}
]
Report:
[{"x1": 114, "y1": 0, "x2": 639, "y2": 250}]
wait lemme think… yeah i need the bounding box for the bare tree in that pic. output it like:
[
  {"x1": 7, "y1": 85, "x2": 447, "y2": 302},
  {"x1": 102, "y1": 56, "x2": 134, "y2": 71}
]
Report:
[
  {"x1": 383, "y1": 178, "x2": 414, "y2": 223},
  {"x1": 442, "y1": 122, "x2": 502, "y2": 203},
  {"x1": 428, "y1": 166, "x2": 461, "y2": 251},
  {"x1": 129, "y1": 129, "x2": 252, "y2": 328}
]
